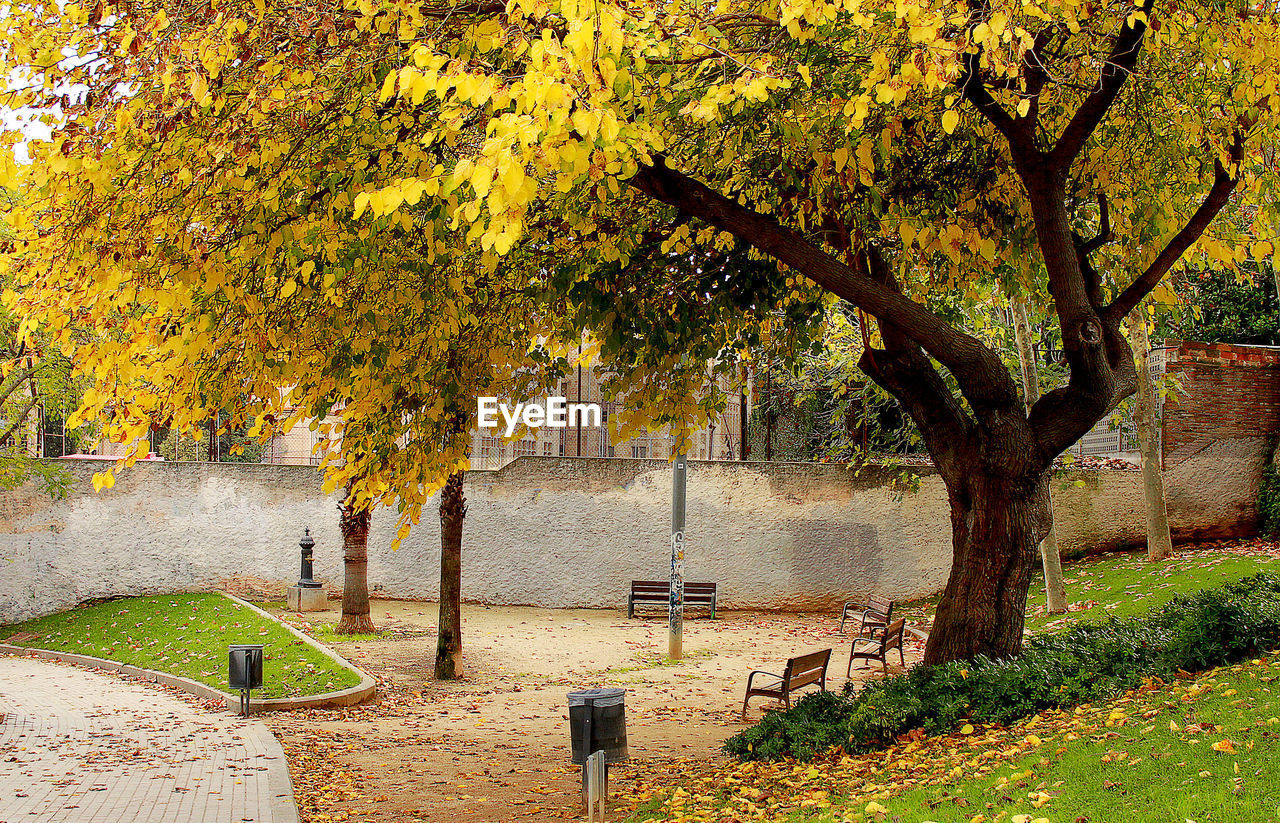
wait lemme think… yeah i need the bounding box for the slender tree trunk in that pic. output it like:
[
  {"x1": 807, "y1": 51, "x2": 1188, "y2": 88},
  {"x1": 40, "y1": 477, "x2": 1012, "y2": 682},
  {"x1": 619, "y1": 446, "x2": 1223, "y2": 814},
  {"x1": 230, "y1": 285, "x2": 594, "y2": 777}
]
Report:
[
  {"x1": 1011, "y1": 296, "x2": 1067, "y2": 614},
  {"x1": 435, "y1": 469, "x2": 466, "y2": 679},
  {"x1": 1127, "y1": 308, "x2": 1174, "y2": 561},
  {"x1": 924, "y1": 469, "x2": 1051, "y2": 664},
  {"x1": 336, "y1": 492, "x2": 375, "y2": 634}
]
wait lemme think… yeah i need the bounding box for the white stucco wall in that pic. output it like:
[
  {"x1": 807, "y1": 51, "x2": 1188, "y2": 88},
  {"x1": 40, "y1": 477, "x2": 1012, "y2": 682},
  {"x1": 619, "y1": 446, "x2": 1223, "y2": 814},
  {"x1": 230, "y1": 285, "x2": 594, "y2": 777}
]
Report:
[{"x1": 0, "y1": 455, "x2": 1252, "y2": 623}]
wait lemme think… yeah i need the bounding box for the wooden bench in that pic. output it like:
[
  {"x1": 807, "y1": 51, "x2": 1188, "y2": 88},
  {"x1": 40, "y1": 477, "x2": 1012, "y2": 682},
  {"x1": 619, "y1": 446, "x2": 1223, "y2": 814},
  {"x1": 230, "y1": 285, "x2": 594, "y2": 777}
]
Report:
[
  {"x1": 741, "y1": 648, "x2": 832, "y2": 719},
  {"x1": 839, "y1": 596, "x2": 894, "y2": 636},
  {"x1": 627, "y1": 581, "x2": 717, "y2": 619},
  {"x1": 847, "y1": 617, "x2": 906, "y2": 675}
]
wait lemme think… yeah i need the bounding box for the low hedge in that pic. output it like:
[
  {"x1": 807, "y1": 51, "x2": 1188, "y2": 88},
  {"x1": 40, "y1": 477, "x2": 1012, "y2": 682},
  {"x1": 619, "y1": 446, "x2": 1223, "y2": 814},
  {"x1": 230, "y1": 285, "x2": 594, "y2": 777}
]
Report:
[{"x1": 724, "y1": 572, "x2": 1280, "y2": 761}]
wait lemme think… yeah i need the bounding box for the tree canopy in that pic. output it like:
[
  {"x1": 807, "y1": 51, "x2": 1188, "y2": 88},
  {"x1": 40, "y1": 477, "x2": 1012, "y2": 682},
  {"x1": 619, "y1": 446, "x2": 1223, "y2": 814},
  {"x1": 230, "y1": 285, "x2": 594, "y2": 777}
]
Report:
[{"x1": 3, "y1": 0, "x2": 1278, "y2": 661}]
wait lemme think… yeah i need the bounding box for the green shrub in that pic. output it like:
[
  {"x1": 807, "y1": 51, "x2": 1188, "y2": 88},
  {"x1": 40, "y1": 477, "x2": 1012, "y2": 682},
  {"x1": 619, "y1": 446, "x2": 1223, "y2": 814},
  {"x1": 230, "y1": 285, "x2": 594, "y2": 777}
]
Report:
[
  {"x1": 1260, "y1": 461, "x2": 1280, "y2": 536},
  {"x1": 724, "y1": 573, "x2": 1280, "y2": 762}
]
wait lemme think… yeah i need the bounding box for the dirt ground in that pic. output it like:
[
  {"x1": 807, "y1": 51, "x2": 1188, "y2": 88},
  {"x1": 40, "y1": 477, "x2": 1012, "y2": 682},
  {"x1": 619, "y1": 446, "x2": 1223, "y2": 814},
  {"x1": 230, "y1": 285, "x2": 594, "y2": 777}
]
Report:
[{"x1": 260, "y1": 600, "x2": 925, "y2": 823}]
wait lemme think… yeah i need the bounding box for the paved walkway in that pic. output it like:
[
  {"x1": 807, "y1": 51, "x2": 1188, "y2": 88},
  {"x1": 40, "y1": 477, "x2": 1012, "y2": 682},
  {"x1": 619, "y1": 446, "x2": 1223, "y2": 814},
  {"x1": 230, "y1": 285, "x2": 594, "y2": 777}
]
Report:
[{"x1": 0, "y1": 656, "x2": 297, "y2": 823}]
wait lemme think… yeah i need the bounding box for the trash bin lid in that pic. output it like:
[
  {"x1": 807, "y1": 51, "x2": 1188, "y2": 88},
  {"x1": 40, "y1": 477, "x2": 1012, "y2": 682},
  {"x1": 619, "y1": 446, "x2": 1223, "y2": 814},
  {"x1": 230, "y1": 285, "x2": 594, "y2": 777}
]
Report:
[{"x1": 567, "y1": 688, "x2": 625, "y2": 707}]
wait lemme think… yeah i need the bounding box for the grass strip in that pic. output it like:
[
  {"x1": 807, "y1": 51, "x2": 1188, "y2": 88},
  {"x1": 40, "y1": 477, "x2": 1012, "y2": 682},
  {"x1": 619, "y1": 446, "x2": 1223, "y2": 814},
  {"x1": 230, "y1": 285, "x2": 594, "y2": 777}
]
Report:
[{"x1": 1, "y1": 592, "x2": 362, "y2": 699}]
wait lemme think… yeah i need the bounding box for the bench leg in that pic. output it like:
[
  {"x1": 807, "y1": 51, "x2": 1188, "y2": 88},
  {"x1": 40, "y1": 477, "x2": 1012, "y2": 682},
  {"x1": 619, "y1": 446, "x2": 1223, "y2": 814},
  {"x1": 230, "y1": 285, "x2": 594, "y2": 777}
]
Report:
[
  {"x1": 741, "y1": 692, "x2": 751, "y2": 721},
  {"x1": 627, "y1": 599, "x2": 633, "y2": 619}
]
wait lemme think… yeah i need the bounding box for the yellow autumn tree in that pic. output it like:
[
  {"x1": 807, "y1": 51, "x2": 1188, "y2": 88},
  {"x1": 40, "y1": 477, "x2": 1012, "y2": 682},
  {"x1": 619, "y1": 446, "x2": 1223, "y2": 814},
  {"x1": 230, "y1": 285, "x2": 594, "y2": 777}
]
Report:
[{"x1": 3, "y1": 0, "x2": 1277, "y2": 663}]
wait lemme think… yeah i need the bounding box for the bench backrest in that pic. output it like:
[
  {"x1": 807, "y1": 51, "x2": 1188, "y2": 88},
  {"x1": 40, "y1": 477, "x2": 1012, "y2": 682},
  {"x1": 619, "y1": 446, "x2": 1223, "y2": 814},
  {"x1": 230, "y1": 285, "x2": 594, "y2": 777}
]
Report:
[
  {"x1": 883, "y1": 618, "x2": 906, "y2": 651},
  {"x1": 631, "y1": 581, "x2": 716, "y2": 598},
  {"x1": 867, "y1": 597, "x2": 893, "y2": 619},
  {"x1": 782, "y1": 648, "x2": 832, "y2": 690}
]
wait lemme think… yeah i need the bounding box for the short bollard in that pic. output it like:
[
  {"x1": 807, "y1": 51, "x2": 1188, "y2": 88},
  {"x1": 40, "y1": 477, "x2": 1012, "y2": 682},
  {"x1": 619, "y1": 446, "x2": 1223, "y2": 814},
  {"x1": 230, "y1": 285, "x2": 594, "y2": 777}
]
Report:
[
  {"x1": 228, "y1": 644, "x2": 264, "y2": 716},
  {"x1": 585, "y1": 750, "x2": 607, "y2": 822}
]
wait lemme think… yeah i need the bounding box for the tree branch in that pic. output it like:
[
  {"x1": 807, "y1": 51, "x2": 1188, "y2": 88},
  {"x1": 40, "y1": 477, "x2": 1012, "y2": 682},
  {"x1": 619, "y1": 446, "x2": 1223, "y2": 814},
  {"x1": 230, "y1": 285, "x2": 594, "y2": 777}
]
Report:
[
  {"x1": 1048, "y1": 0, "x2": 1153, "y2": 167},
  {"x1": 0, "y1": 362, "x2": 42, "y2": 408},
  {"x1": 0, "y1": 394, "x2": 38, "y2": 449},
  {"x1": 1074, "y1": 192, "x2": 1112, "y2": 309},
  {"x1": 959, "y1": 51, "x2": 1040, "y2": 165},
  {"x1": 1106, "y1": 133, "x2": 1244, "y2": 321},
  {"x1": 1028, "y1": 319, "x2": 1136, "y2": 459},
  {"x1": 855, "y1": 248, "x2": 975, "y2": 479},
  {"x1": 629, "y1": 158, "x2": 1020, "y2": 411},
  {"x1": 1079, "y1": 191, "x2": 1112, "y2": 255}
]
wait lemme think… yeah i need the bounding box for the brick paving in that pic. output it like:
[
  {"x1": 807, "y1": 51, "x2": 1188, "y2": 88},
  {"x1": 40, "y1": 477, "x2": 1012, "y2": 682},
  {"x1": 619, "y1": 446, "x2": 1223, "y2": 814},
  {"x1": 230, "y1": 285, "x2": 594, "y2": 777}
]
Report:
[{"x1": 0, "y1": 656, "x2": 297, "y2": 823}]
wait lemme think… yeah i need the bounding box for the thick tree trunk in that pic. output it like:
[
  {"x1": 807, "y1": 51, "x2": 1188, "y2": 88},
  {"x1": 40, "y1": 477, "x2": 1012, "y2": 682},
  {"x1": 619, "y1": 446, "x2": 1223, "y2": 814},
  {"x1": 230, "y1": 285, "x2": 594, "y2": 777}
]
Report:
[
  {"x1": 435, "y1": 470, "x2": 466, "y2": 679},
  {"x1": 1011, "y1": 296, "x2": 1068, "y2": 614},
  {"x1": 336, "y1": 494, "x2": 375, "y2": 634},
  {"x1": 924, "y1": 470, "x2": 1050, "y2": 665},
  {"x1": 1127, "y1": 309, "x2": 1173, "y2": 561}
]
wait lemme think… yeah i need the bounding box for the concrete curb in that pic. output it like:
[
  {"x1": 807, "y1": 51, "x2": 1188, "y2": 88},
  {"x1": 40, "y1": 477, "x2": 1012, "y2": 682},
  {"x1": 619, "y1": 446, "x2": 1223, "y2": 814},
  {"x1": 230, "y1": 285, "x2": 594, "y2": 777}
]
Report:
[
  {"x1": 0, "y1": 592, "x2": 376, "y2": 713},
  {"x1": 217, "y1": 592, "x2": 378, "y2": 711},
  {"x1": 0, "y1": 643, "x2": 232, "y2": 701}
]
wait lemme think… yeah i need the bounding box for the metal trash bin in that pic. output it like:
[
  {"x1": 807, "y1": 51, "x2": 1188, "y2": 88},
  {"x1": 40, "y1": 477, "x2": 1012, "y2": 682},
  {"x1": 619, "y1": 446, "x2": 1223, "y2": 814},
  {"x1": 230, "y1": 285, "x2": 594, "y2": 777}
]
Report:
[
  {"x1": 567, "y1": 688, "x2": 628, "y2": 765},
  {"x1": 229, "y1": 644, "x2": 264, "y2": 715}
]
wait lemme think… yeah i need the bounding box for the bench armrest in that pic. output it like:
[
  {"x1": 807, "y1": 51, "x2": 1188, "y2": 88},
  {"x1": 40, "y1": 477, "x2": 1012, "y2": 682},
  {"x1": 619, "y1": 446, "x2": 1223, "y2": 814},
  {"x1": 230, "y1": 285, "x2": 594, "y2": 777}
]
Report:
[
  {"x1": 850, "y1": 636, "x2": 883, "y2": 653},
  {"x1": 745, "y1": 670, "x2": 783, "y2": 690},
  {"x1": 857, "y1": 623, "x2": 887, "y2": 640}
]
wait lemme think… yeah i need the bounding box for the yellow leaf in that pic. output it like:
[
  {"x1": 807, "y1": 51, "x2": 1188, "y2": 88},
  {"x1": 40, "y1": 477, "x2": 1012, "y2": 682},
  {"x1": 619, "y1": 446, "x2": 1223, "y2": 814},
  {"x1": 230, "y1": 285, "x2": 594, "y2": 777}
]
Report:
[
  {"x1": 960, "y1": 723, "x2": 975, "y2": 735},
  {"x1": 833, "y1": 146, "x2": 850, "y2": 172},
  {"x1": 1212, "y1": 739, "x2": 1237, "y2": 754},
  {"x1": 942, "y1": 109, "x2": 959, "y2": 133},
  {"x1": 353, "y1": 192, "x2": 370, "y2": 219},
  {"x1": 379, "y1": 71, "x2": 398, "y2": 101}
]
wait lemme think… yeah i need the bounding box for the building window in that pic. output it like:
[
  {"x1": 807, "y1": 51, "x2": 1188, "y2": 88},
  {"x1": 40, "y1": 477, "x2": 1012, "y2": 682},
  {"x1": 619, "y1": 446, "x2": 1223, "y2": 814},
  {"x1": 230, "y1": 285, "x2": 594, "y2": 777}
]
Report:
[{"x1": 631, "y1": 444, "x2": 648, "y2": 459}]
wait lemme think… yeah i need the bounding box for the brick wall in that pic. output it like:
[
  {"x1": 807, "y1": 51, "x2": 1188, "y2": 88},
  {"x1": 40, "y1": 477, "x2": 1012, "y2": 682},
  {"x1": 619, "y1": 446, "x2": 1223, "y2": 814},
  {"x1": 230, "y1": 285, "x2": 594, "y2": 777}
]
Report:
[{"x1": 1162, "y1": 340, "x2": 1280, "y2": 462}]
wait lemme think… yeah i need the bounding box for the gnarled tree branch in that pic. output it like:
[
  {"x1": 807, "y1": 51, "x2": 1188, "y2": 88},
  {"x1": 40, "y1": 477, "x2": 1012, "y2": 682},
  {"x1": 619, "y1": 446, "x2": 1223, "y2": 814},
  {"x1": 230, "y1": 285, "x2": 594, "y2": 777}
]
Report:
[
  {"x1": 628, "y1": 158, "x2": 1020, "y2": 414},
  {"x1": 1049, "y1": 0, "x2": 1153, "y2": 167}
]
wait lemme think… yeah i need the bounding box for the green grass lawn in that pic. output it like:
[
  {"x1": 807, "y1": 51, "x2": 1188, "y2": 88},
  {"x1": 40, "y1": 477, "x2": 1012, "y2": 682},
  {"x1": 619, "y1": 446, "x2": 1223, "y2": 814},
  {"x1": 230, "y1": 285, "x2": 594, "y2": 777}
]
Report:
[
  {"x1": 895, "y1": 541, "x2": 1280, "y2": 632},
  {"x1": 1029, "y1": 544, "x2": 1280, "y2": 631},
  {"x1": 0, "y1": 592, "x2": 362, "y2": 699},
  {"x1": 794, "y1": 656, "x2": 1280, "y2": 823}
]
